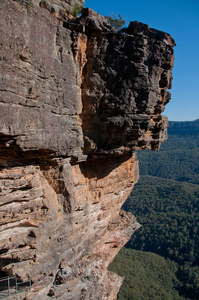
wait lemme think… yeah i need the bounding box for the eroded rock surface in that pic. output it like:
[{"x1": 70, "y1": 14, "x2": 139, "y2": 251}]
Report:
[{"x1": 0, "y1": 1, "x2": 175, "y2": 299}]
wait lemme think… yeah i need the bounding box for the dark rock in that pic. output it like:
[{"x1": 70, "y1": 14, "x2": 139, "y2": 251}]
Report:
[
  {"x1": 126, "y1": 21, "x2": 176, "y2": 47},
  {"x1": 78, "y1": 8, "x2": 115, "y2": 32},
  {"x1": 81, "y1": 21, "x2": 175, "y2": 153}
]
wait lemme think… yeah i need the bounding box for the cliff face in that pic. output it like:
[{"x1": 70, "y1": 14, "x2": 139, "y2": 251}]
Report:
[{"x1": 0, "y1": 1, "x2": 175, "y2": 299}]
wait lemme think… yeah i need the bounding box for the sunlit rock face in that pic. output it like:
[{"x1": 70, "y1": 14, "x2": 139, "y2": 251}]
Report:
[{"x1": 0, "y1": 1, "x2": 175, "y2": 299}]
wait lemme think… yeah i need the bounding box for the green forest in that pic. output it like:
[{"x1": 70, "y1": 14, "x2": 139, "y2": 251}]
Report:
[{"x1": 109, "y1": 119, "x2": 199, "y2": 299}]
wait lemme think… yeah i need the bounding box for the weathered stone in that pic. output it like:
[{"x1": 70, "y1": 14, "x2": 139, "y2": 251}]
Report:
[
  {"x1": 0, "y1": 0, "x2": 175, "y2": 299},
  {"x1": 80, "y1": 16, "x2": 175, "y2": 153},
  {"x1": 40, "y1": 0, "x2": 85, "y2": 19},
  {"x1": 78, "y1": 8, "x2": 115, "y2": 32}
]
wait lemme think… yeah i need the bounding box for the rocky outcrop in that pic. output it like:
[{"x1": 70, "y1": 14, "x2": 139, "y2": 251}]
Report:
[
  {"x1": 0, "y1": 1, "x2": 175, "y2": 299},
  {"x1": 80, "y1": 11, "x2": 175, "y2": 155}
]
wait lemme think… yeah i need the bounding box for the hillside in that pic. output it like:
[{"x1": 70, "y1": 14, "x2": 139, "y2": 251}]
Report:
[
  {"x1": 109, "y1": 248, "x2": 184, "y2": 300},
  {"x1": 169, "y1": 119, "x2": 199, "y2": 135},
  {"x1": 110, "y1": 120, "x2": 199, "y2": 299},
  {"x1": 138, "y1": 119, "x2": 199, "y2": 183}
]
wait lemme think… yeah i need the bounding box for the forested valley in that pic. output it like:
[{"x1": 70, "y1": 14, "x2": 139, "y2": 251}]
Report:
[{"x1": 109, "y1": 119, "x2": 199, "y2": 300}]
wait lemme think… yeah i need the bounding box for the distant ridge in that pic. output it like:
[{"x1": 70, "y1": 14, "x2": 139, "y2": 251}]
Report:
[{"x1": 168, "y1": 119, "x2": 199, "y2": 135}]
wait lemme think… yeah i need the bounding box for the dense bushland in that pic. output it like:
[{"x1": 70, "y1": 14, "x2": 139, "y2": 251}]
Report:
[
  {"x1": 110, "y1": 120, "x2": 199, "y2": 299},
  {"x1": 109, "y1": 248, "x2": 184, "y2": 300}
]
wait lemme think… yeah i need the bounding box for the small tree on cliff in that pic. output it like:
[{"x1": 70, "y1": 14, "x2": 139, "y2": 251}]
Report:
[
  {"x1": 105, "y1": 14, "x2": 126, "y2": 31},
  {"x1": 66, "y1": 3, "x2": 84, "y2": 18}
]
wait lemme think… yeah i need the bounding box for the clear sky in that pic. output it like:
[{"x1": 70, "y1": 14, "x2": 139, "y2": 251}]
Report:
[{"x1": 84, "y1": 0, "x2": 199, "y2": 121}]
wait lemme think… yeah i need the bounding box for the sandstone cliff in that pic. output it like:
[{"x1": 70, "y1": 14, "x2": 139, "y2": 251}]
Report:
[{"x1": 0, "y1": 1, "x2": 175, "y2": 299}]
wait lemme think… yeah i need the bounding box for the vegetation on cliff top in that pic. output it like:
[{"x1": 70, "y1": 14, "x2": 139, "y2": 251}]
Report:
[
  {"x1": 105, "y1": 14, "x2": 126, "y2": 31},
  {"x1": 66, "y1": 3, "x2": 84, "y2": 17}
]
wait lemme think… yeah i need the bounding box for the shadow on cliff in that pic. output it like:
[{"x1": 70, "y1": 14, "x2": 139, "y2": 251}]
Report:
[
  {"x1": 0, "y1": 134, "x2": 56, "y2": 169},
  {"x1": 78, "y1": 153, "x2": 132, "y2": 180}
]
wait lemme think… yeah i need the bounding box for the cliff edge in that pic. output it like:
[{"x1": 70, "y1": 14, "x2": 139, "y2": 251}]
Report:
[{"x1": 0, "y1": 1, "x2": 175, "y2": 299}]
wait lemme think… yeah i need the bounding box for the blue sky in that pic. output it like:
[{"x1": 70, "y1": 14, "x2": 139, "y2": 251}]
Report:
[{"x1": 84, "y1": 0, "x2": 199, "y2": 121}]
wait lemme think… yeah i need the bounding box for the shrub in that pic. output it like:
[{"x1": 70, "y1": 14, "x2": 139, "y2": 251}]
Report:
[
  {"x1": 105, "y1": 14, "x2": 126, "y2": 31},
  {"x1": 66, "y1": 3, "x2": 83, "y2": 18}
]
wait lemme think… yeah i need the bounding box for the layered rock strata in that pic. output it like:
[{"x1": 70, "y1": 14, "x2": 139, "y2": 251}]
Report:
[{"x1": 0, "y1": 1, "x2": 175, "y2": 299}]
